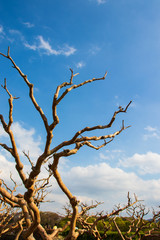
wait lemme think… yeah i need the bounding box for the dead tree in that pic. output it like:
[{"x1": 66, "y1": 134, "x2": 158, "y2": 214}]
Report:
[
  {"x1": 111, "y1": 202, "x2": 160, "y2": 240},
  {"x1": 63, "y1": 193, "x2": 139, "y2": 240},
  {"x1": 0, "y1": 178, "x2": 24, "y2": 239},
  {"x1": 0, "y1": 47, "x2": 132, "y2": 239},
  {"x1": 68, "y1": 196, "x2": 160, "y2": 240}
]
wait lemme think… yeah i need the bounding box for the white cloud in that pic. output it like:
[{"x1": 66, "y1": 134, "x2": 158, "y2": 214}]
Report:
[
  {"x1": 97, "y1": 0, "x2": 106, "y2": 4},
  {"x1": 119, "y1": 151, "x2": 160, "y2": 175},
  {"x1": 37, "y1": 35, "x2": 59, "y2": 55},
  {"x1": 23, "y1": 22, "x2": 34, "y2": 28},
  {"x1": 0, "y1": 25, "x2": 4, "y2": 34},
  {"x1": 24, "y1": 42, "x2": 37, "y2": 50},
  {"x1": 143, "y1": 132, "x2": 160, "y2": 140},
  {"x1": 0, "y1": 121, "x2": 42, "y2": 162},
  {"x1": 89, "y1": 45, "x2": 101, "y2": 55},
  {"x1": 89, "y1": 0, "x2": 106, "y2": 5},
  {"x1": 112, "y1": 149, "x2": 124, "y2": 153},
  {"x1": 9, "y1": 29, "x2": 26, "y2": 44},
  {"x1": 99, "y1": 149, "x2": 124, "y2": 161},
  {"x1": 1, "y1": 121, "x2": 160, "y2": 214},
  {"x1": 9, "y1": 29, "x2": 24, "y2": 38},
  {"x1": 0, "y1": 154, "x2": 20, "y2": 182},
  {"x1": 99, "y1": 153, "x2": 110, "y2": 160},
  {"x1": 25, "y1": 36, "x2": 76, "y2": 56},
  {"x1": 145, "y1": 126, "x2": 157, "y2": 132},
  {"x1": 1, "y1": 146, "x2": 160, "y2": 213},
  {"x1": 0, "y1": 25, "x2": 5, "y2": 40},
  {"x1": 11, "y1": 122, "x2": 42, "y2": 160},
  {"x1": 61, "y1": 45, "x2": 76, "y2": 56},
  {"x1": 9, "y1": 30, "x2": 76, "y2": 57},
  {"x1": 143, "y1": 126, "x2": 160, "y2": 140},
  {"x1": 64, "y1": 163, "x2": 134, "y2": 195},
  {"x1": 0, "y1": 125, "x2": 8, "y2": 138},
  {"x1": 57, "y1": 162, "x2": 160, "y2": 212},
  {"x1": 76, "y1": 61, "x2": 85, "y2": 69},
  {"x1": 0, "y1": 153, "x2": 32, "y2": 185},
  {"x1": 0, "y1": 121, "x2": 43, "y2": 186}
]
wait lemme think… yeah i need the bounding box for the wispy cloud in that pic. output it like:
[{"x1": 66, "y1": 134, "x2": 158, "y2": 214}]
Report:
[
  {"x1": 143, "y1": 126, "x2": 160, "y2": 140},
  {"x1": 23, "y1": 22, "x2": 34, "y2": 28},
  {"x1": 89, "y1": 45, "x2": 101, "y2": 55},
  {"x1": 99, "y1": 149, "x2": 124, "y2": 161},
  {"x1": 97, "y1": 0, "x2": 106, "y2": 4},
  {"x1": 25, "y1": 35, "x2": 77, "y2": 56},
  {"x1": 9, "y1": 29, "x2": 76, "y2": 57},
  {"x1": 36, "y1": 35, "x2": 59, "y2": 55},
  {"x1": 99, "y1": 153, "x2": 110, "y2": 160},
  {"x1": 0, "y1": 25, "x2": 5, "y2": 41},
  {"x1": 144, "y1": 126, "x2": 157, "y2": 132},
  {"x1": 24, "y1": 42, "x2": 37, "y2": 50},
  {"x1": 112, "y1": 149, "x2": 124, "y2": 153},
  {"x1": 89, "y1": 0, "x2": 106, "y2": 5},
  {"x1": 9, "y1": 30, "x2": 76, "y2": 56},
  {"x1": 59, "y1": 45, "x2": 76, "y2": 56},
  {"x1": 9, "y1": 29, "x2": 25, "y2": 42},
  {"x1": 76, "y1": 61, "x2": 85, "y2": 69},
  {"x1": 0, "y1": 25, "x2": 4, "y2": 34}
]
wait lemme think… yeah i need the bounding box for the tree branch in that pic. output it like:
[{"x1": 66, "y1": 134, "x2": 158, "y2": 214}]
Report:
[{"x1": 0, "y1": 48, "x2": 49, "y2": 133}]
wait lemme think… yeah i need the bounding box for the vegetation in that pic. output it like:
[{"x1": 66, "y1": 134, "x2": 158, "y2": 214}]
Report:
[{"x1": 40, "y1": 212, "x2": 62, "y2": 229}]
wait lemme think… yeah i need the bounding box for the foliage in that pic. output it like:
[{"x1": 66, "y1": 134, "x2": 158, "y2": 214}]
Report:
[{"x1": 40, "y1": 211, "x2": 62, "y2": 228}]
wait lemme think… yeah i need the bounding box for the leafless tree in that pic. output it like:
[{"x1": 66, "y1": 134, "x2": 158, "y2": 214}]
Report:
[
  {"x1": 111, "y1": 201, "x2": 160, "y2": 240},
  {"x1": 64, "y1": 195, "x2": 160, "y2": 240},
  {"x1": 62, "y1": 193, "x2": 139, "y2": 240},
  {"x1": 0, "y1": 47, "x2": 132, "y2": 239},
  {"x1": 0, "y1": 178, "x2": 23, "y2": 239}
]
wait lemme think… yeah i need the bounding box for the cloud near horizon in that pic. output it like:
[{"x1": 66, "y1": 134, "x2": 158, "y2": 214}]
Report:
[
  {"x1": 45, "y1": 161, "x2": 160, "y2": 212},
  {"x1": 119, "y1": 151, "x2": 160, "y2": 175},
  {"x1": 1, "y1": 151, "x2": 160, "y2": 213},
  {"x1": 0, "y1": 121, "x2": 160, "y2": 213}
]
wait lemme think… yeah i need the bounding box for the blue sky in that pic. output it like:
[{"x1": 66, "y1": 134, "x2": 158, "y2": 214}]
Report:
[{"x1": 0, "y1": 0, "x2": 160, "y2": 214}]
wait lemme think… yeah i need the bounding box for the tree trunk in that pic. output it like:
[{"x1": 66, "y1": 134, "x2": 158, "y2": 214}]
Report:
[{"x1": 37, "y1": 224, "x2": 53, "y2": 240}]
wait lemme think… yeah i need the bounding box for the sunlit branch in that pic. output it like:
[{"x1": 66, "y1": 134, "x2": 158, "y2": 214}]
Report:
[{"x1": 51, "y1": 69, "x2": 107, "y2": 130}]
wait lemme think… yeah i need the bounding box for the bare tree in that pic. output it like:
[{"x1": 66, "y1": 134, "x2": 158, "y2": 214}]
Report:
[
  {"x1": 64, "y1": 195, "x2": 160, "y2": 240},
  {"x1": 63, "y1": 193, "x2": 139, "y2": 240},
  {"x1": 0, "y1": 47, "x2": 132, "y2": 240},
  {"x1": 0, "y1": 177, "x2": 24, "y2": 239},
  {"x1": 112, "y1": 203, "x2": 160, "y2": 240}
]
